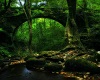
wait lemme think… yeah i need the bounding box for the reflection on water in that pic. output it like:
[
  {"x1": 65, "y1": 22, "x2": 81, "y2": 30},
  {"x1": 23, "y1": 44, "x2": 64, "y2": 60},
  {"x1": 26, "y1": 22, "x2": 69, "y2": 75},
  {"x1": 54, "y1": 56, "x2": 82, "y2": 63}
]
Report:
[
  {"x1": 22, "y1": 67, "x2": 32, "y2": 75},
  {"x1": 0, "y1": 64, "x2": 67, "y2": 80}
]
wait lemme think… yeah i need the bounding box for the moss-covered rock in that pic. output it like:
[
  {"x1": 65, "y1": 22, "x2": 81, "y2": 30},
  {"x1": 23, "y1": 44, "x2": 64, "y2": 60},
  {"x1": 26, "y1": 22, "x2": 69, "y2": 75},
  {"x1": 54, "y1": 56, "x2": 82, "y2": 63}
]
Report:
[
  {"x1": 38, "y1": 51, "x2": 59, "y2": 57},
  {"x1": 26, "y1": 58, "x2": 46, "y2": 69},
  {"x1": 87, "y1": 53, "x2": 100, "y2": 63},
  {"x1": 24, "y1": 56, "x2": 34, "y2": 61},
  {"x1": 46, "y1": 56, "x2": 64, "y2": 63},
  {"x1": 24, "y1": 53, "x2": 39, "y2": 61},
  {"x1": 25, "y1": 50, "x2": 100, "y2": 73},
  {"x1": 39, "y1": 53, "x2": 52, "y2": 57},
  {"x1": 64, "y1": 58, "x2": 98, "y2": 73},
  {"x1": 44, "y1": 63, "x2": 63, "y2": 72}
]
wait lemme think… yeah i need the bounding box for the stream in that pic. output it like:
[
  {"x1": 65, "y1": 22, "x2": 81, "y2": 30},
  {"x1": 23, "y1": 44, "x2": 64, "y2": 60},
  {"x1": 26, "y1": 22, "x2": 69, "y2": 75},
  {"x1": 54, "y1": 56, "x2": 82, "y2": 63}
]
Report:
[
  {"x1": 0, "y1": 64, "x2": 100, "y2": 80},
  {"x1": 0, "y1": 64, "x2": 69, "y2": 80}
]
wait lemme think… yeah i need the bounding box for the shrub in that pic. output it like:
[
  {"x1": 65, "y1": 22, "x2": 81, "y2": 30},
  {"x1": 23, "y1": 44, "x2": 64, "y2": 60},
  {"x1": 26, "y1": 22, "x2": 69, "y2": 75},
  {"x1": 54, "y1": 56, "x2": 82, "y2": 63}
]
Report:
[{"x1": 0, "y1": 46, "x2": 10, "y2": 58}]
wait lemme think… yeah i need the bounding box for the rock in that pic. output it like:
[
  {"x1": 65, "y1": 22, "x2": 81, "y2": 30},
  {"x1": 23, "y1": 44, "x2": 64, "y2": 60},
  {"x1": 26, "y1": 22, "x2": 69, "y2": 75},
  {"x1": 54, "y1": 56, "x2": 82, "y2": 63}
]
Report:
[
  {"x1": 26, "y1": 58, "x2": 46, "y2": 69},
  {"x1": 44, "y1": 62, "x2": 63, "y2": 72},
  {"x1": 64, "y1": 58, "x2": 98, "y2": 73},
  {"x1": 46, "y1": 56, "x2": 64, "y2": 63}
]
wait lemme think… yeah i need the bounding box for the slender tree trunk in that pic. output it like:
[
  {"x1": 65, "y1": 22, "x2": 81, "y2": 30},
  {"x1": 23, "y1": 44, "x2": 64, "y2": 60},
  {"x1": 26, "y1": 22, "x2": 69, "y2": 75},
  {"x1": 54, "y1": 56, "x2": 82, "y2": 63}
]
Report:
[
  {"x1": 24, "y1": 0, "x2": 33, "y2": 54},
  {"x1": 39, "y1": 22, "x2": 44, "y2": 40},
  {"x1": 28, "y1": 0, "x2": 32, "y2": 54},
  {"x1": 4, "y1": 0, "x2": 7, "y2": 10},
  {"x1": 83, "y1": 0, "x2": 90, "y2": 35},
  {"x1": 4, "y1": 0, "x2": 11, "y2": 10},
  {"x1": 7, "y1": 0, "x2": 11, "y2": 8},
  {"x1": 64, "y1": 0, "x2": 84, "y2": 50}
]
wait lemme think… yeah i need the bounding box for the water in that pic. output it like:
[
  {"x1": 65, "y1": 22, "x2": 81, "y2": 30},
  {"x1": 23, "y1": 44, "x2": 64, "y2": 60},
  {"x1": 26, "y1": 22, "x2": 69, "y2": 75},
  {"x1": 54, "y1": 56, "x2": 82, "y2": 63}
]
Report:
[{"x1": 0, "y1": 64, "x2": 68, "y2": 80}]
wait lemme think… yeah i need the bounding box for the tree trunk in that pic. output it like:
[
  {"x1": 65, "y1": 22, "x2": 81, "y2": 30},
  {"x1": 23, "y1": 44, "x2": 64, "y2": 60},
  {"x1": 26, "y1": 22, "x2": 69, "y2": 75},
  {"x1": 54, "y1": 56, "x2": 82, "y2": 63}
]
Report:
[
  {"x1": 83, "y1": 0, "x2": 90, "y2": 35},
  {"x1": 64, "y1": 0, "x2": 84, "y2": 51},
  {"x1": 4, "y1": 0, "x2": 11, "y2": 10},
  {"x1": 24, "y1": 0, "x2": 33, "y2": 54}
]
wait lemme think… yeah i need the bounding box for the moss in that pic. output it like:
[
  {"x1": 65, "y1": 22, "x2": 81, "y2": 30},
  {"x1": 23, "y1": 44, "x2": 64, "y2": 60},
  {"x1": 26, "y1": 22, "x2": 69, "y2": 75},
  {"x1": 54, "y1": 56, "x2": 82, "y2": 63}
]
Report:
[
  {"x1": 46, "y1": 56, "x2": 64, "y2": 63},
  {"x1": 26, "y1": 58, "x2": 46, "y2": 68},
  {"x1": 64, "y1": 58, "x2": 98, "y2": 72},
  {"x1": 44, "y1": 63, "x2": 63, "y2": 72},
  {"x1": 87, "y1": 53, "x2": 100, "y2": 63},
  {"x1": 24, "y1": 55, "x2": 35, "y2": 61}
]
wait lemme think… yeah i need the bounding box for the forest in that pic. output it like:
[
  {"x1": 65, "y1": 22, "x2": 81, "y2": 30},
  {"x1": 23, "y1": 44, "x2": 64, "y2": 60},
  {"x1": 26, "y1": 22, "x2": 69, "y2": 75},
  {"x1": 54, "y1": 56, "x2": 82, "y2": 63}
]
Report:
[{"x1": 0, "y1": 0, "x2": 100, "y2": 80}]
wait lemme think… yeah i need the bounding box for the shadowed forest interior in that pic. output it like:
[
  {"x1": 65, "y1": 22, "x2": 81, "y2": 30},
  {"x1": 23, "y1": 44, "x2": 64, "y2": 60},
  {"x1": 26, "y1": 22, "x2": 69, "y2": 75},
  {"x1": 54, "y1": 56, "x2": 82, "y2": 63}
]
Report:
[{"x1": 0, "y1": 0, "x2": 100, "y2": 80}]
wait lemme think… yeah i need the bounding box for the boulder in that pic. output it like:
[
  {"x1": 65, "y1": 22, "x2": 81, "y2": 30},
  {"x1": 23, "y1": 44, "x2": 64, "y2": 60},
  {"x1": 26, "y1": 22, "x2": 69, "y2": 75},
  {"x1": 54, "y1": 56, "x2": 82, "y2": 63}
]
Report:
[{"x1": 44, "y1": 62, "x2": 63, "y2": 72}]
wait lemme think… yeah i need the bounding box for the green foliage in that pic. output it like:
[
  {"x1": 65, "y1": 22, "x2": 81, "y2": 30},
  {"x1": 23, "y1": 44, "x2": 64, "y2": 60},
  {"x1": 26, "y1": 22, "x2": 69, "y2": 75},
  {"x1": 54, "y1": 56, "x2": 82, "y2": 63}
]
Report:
[
  {"x1": 77, "y1": 0, "x2": 100, "y2": 10},
  {"x1": 87, "y1": 0, "x2": 100, "y2": 10},
  {"x1": 0, "y1": 28, "x2": 3, "y2": 31},
  {"x1": 0, "y1": 0, "x2": 100, "y2": 59},
  {"x1": 15, "y1": 18, "x2": 65, "y2": 52},
  {"x1": 0, "y1": 46, "x2": 10, "y2": 59},
  {"x1": 47, "y1": 0, "x2": 67, "y2": 8}
]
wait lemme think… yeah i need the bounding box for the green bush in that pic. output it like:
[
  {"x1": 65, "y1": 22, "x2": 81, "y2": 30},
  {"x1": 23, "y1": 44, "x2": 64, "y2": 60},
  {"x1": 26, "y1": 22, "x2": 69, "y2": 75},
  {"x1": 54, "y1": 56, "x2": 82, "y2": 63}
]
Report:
[{"x1": 0, "y1": 46, "x2": 10, "y2": 58}]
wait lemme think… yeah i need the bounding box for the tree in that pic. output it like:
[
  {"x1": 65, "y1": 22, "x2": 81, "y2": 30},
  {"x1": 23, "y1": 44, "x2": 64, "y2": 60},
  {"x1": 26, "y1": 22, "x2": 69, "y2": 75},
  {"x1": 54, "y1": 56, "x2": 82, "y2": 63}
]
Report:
[
  {"x1": 4, "y1": 0, "x2": 11, "y2": 10},
  {"x1": 24, "y1": 0, "x2": 33, "y2": 54},
  {"x1": 63, "y1": 0, "x2": 85, "y2": 51},
  {"x1": 83, "y1": 0, "x2": 90, "y2": 35}
]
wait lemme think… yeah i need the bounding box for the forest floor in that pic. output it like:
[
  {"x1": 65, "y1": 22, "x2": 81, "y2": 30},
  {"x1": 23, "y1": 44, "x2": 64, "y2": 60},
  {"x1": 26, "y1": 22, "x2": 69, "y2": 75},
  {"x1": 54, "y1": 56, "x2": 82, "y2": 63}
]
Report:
[
  {"x1": 1, "y1": 50, "x2": 100, "y2": 80},
  {"x1": 25, "y1": 50, "x2": 100, "y2": 80}
]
